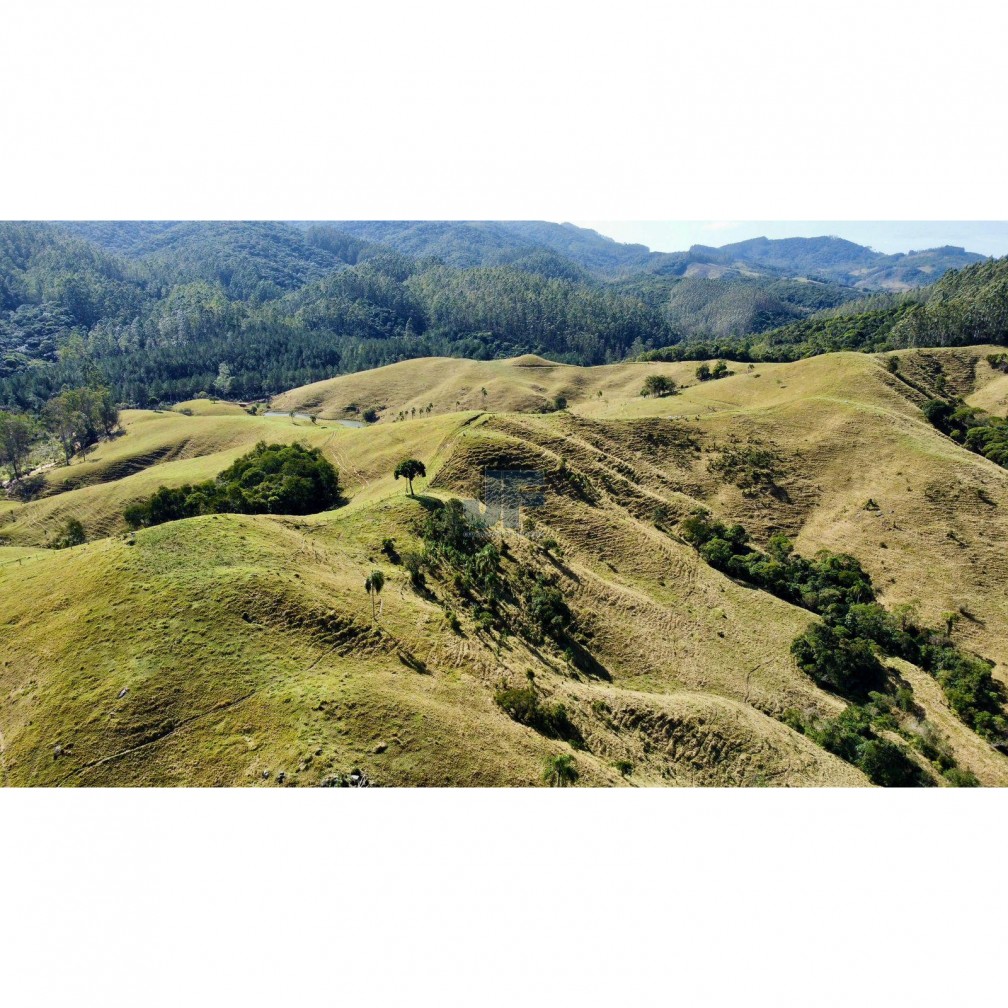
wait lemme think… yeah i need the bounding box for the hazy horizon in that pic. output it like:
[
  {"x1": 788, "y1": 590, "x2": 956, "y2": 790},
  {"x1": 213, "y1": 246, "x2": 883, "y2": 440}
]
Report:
[{"x1": 574, "y1": 221, "x2": 1008, "y2": 258}]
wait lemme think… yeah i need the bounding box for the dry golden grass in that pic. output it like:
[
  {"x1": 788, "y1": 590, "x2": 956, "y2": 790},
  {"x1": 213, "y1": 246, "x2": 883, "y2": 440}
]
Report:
[{"x1": 2, "y1": 345, "x2": 1007, "y2": 786}]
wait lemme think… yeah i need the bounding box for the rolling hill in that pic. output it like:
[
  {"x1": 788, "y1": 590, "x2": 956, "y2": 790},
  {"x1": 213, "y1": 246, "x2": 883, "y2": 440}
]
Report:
[
  {"x1": 2, "y1": 344, "x2": 1007, "y2": 786},
  {"x1": 3, "y1": 223, "x2": 997, "y2": 414}
]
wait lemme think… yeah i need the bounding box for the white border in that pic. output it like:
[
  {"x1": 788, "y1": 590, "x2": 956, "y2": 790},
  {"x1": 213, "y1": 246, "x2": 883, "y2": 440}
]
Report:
[{"x1": 3, "y1": 2, "x2": 1008, "y2": 1005}]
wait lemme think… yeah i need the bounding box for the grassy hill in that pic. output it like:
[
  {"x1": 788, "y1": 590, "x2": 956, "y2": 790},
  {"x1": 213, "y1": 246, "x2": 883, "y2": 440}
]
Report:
[{"x1": 3, "y1": 346, "x2": 1008, "y2": 786}]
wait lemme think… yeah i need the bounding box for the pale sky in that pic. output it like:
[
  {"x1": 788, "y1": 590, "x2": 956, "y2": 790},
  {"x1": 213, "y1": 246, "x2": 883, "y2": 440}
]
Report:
[{"x1": 573, "y1": 221, "x2": 1008, "y2": 258}]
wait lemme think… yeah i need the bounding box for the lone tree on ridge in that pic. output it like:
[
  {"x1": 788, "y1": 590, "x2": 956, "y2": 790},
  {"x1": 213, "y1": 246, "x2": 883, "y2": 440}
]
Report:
[{"x1": 394, "y1": 458, "x2": 426, "y2": 495}]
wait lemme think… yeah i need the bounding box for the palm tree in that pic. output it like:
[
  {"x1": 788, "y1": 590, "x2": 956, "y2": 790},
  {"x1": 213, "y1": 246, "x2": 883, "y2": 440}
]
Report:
[
  {"x1": 365, "y1": 569, "x2": 385, "y2": 620},
  {"x1": 394, "y1": 458, "x2": 427, "y2": 495},
  {"x1": 543, "y1": 753, "x2": 578, "y2": 787}
]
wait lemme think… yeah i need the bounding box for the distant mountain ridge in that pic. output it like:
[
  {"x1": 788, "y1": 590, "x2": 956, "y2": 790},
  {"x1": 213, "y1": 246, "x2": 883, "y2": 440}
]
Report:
[
  {"x1": 688, "y1": 235, "x2": 985, "y2": 290},
  {"x1": 321, "y1": 221, "x2": 987, "y2": 289}
]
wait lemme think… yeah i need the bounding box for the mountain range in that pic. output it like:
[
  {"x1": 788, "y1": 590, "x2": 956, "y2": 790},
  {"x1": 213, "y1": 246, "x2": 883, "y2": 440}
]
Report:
[{"x1": 0, "y1": 220, "x2": 1002, "y2": 412}]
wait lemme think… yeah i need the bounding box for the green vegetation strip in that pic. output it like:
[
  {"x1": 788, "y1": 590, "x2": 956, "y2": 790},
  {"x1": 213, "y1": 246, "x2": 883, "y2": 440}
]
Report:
[{"x1": 681, "y1": 513, "x2": 1006, "y2": 785}]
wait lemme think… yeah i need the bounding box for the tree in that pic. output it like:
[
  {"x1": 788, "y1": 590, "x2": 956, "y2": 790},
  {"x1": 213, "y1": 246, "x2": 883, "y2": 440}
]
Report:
[
  {"x1": 552, "y1": 394, "x2": 567, "y2": 411},
  {"x1": 394, "y1": 457, "x2": 426, "y2": 495},
  {"x1": 641, "y1": 374, "x2": 675, "y2": 398},
  {"x1": 0, "y1": 410, "x2": 35, "y2": 479},
  {"x1": 95, "y1": 386, "x2": 120, "y2": 437},
  {"x1": 695, "y1": 362, "x2": 712, "y2": 381},
  {"x1": 543, "y1": 753, "x2": 578, "y2": 787},
  {"x1": 712, "y1": 360, "x2": 731, "y2": 379},
  {"x1": 791, "y1": 622, "x2": 885, "y2": 698},
  {"x1": 44, "y1": 391, "x2": 86, "y2": 465},
  {"x1": 214, "y1": 362, "x2": 233, "y2": 397},
  {"x1": 365, "y1": 569, "x2": 385, "y2": 620}
]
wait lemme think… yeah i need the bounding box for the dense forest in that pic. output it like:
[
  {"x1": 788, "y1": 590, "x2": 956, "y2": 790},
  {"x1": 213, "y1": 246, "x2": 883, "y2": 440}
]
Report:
[
  {"x1": 640, "y1": 257, "x2": 1008, "y2": 364},
  {"x1": 0, "y1": 221, "x2": 1004, "y2": 412}
]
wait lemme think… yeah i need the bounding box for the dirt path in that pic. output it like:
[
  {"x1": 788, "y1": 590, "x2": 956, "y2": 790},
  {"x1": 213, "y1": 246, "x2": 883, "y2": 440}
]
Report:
[{"x1": 59, "y1": 691, "x2": 255, "y2": 784}]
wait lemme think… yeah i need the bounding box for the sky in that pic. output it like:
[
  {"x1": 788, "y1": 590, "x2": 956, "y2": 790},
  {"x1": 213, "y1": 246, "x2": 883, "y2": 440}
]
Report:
[{"x1": 573, "y1": 222, "x2": 1008, "y2": 257}]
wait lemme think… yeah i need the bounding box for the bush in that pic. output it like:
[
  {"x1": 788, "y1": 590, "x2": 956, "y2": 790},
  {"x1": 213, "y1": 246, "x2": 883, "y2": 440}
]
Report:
[
  {"x1": 400, "y1": 549, "x2": 426, "y2": 588},
  {"x1": 494, "y1": 686, "x2": 583, "y2": 745},
  {"x1": 857, "y1": 738, "x2": 924, "y2": 787},
  {"x1": 942, "y1": 766, "x2": 980, "y2": 787},
  {"x1": 52, "y1": 517, "x2": 86, "y2": 549}
]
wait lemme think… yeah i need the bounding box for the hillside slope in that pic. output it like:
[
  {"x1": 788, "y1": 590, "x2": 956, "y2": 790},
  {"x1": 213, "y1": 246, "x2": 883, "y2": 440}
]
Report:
[{"x1": 3, "y1": 346, "x2": 1008, "y2": 786}]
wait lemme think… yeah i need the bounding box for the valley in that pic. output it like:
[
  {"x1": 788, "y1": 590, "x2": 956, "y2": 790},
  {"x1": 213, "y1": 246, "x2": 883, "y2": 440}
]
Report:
[{"x1": 2, "y1": 344, "x2": 1007, "y2": 786}]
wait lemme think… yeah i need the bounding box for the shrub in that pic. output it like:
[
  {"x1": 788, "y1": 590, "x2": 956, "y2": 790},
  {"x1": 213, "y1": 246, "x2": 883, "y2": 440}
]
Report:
[
  {"x1": 494, "y1": 686, "x2": 582, "y2": 745},
  {"x1": 857, "y1": 738, "x2": 924, "y2": 787},
  {"x1": 52, "y1": 517, "x2": 87, "y2": 549},
  {"x1": 942, "y1": 766, "x2": 980, "y2": 787},
  {"x1": 400, "y1": 549, "x2": 426, "y2": 588},
  {"x1": 935, "y1": 651, "x2": 1008, "y2": 744}
]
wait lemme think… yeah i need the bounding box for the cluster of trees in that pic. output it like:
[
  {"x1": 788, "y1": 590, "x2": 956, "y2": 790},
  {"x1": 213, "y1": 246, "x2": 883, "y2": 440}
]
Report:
[
  {"x1": 680, "y1": 512, "x2": 1008, "y2": 755},
  {"x1": 784, "y1": 700, "x2": 936, "y2": 787},
  {"x1": 695, "y1": 360, "x2": 732, "y2": 381},
  {"x1": 1, "y1": 383, "x2": 118, "y2": 479},
  {"x1": 639, "y1": 257, "x2": 1008, "y2": 364},
  {"x1": 923, "y1": 397, "x2": 1008, "y2": 468},
  {"x1": 43, "y1": 385, "x2": 119, "y2": 464},
  {"x1": 123, "y1": 442, "x2": 340, "y2": 528}
]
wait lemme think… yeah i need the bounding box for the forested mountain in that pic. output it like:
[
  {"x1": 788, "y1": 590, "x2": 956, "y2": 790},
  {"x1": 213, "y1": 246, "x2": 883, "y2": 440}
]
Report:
[
  {"x1": 640, "y1": 257, "x2": 1008, "y2": 363},
  {"x1": 689, "y1": 235, "x2": 985, "y2": 290},
  {"x1": 0, "y1": 222, "x2": 673, "y2": 408},
  {"x1": 614, "y1": 272, "x2": 863, "y2": 339},
  {"x1": 0, "y1": 220, "x2": 1000, "y2": 411},
  {"x1": 322, "y1": 220, "x2": 657, "y2": 273}
]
